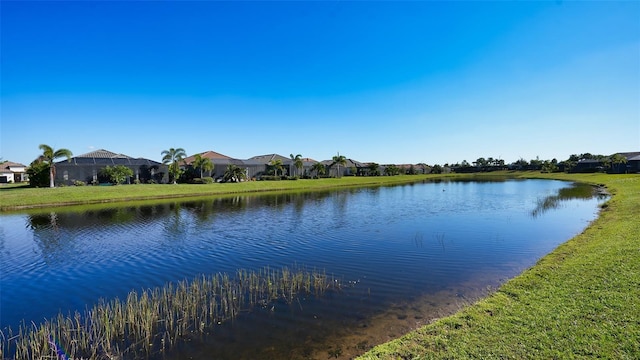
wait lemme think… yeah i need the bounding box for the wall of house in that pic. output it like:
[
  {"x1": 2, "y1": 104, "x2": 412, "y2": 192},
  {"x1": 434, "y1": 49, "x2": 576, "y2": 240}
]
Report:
[{"x1": 54, "y1": 164, "x2": 168, "y2": 185}]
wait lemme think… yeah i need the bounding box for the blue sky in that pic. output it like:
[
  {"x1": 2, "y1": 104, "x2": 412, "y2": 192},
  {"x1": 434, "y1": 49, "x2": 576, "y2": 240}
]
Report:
[{"x1": 2, "y1": 1, "x2": 638, "y2": 166}]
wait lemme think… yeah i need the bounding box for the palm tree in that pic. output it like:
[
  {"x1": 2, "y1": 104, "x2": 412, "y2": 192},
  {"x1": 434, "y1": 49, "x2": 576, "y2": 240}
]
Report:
[
  {"x1": 192, "y1": 154, "x2": 214, "y2": 178},
  {"x1": 332, "y1": 153, "x2": 347, "y2": 178},
  {"x1": 162, "y1": 148, "x2": 187, "y2": 184},
  {"x1": 290, "y1": 154, "x2": 303, "y2": 177},
  {"x1": 222, "y1": 164, "x2": 246, "y2": 183},
  {"x1": 367, "y1": 162, "x2": 380, "y2": 176},
  {"x1": 609, "y1": 153, "x2": 628, "y2": 173},
  {"x1": 269, "y1": 159, "x2": 284, "y2": 177},
  {"x1": 311, "y1": 162, "x2": 326, "y2": 178},
  {"x1": 38, "y1": 144, "x2": 73, "y2": 188}
]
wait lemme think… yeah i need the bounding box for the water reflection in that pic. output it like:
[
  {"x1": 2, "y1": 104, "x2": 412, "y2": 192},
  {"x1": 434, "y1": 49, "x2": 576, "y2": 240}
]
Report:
[
  {"x1": 531, "y1": 183, "x2": 607, "y2": 217},
  {"x1": 4, "y1": 180, "x2": 607, "y2": 359}
]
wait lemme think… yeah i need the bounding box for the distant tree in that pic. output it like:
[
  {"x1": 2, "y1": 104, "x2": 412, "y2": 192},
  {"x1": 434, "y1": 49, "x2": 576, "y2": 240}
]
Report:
[
  {"x1": 269, "y1": 159, "x2": 284, "y2": 177},
  {"x1": 311, "y1": 162, "x2": 326, "y2": 178},
  {"x1": 26, "y1": 159, "x2": 50, "y2": 187},
  {"x1": 529, "y1": 156, "x2": 543, "y2": 170},
  {"x1": 431, "y1": 164, "x2": 443, "y2": 174},
  {"x1": 222, "y1": 164, "x2": 246, "y2": 183},
  {"x1": 568, "y1": 154, "x2": 580, "y2": 162},
  {"x1": 192, "y1": 154, "x2": 214, "y2": 178},
  {"x1": 460, "y1": 160, "x2": 471, "y2": 167},
  {"x1": 100, "y1": 165, "x2": 133, "y2": 185},
  {"x1": 541, "y1": 160, "x2": 559, "y2": 173},
  {"x1": 407, "y1": 164, "x2": 417, "y2": 175},
  {"x1": 473, "y1": 157, "x2": 488, "y2": 167},
  {"x1": 367, "y1": 163, "x2": 380, "y2": 176},
  {"x1": 332, "y1": 153, "x2": 347, "y2": 177},
  {"x1": 38, "y1": 144, "x2": 73, "y2": 188},
  {"x1": 162, "y1": 147, "x2": 187, "y2": 184},
  {"x1": 514, "y1": 158, "x2": 529, "y2": 169},
  {"x1": 384, "y1": 164, "x2": 401, "y2": 176},
  {"x1": 290, "y1": 154, "x2": 303, "y2": 177},
  {"x1": 610, "y1": 153, "x2": 628, "y2": 173}
]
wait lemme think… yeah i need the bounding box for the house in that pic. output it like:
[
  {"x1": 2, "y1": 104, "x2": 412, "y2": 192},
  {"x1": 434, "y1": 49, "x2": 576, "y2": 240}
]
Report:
[
  {"x1": 244, "y1": 154, "x2": 293, "y2": 179},
  {"x1": 628, "y1": 154, "x2": 640, "y2": 173},
  {"x1": 614, "y1": 152, "x2": 640, "y2": 173},
  {"x1": 572, "y1": 152, "x2": 640, "y2": 173},
  {"x1": 54, "y1": 149, "x2": 166, "y2": 185},
  {"x1": 573, "y1": 158, "x2": 603, "y2": 173},
  {"x1": 0, "y1": 161, "x2": 28, "y2": 183},
  {"x1": 182, "y1": 150, "x2": 245, "y2": 179},
  {"x1": 320, "y1": 158, "x2": 367, "y2": 177}
]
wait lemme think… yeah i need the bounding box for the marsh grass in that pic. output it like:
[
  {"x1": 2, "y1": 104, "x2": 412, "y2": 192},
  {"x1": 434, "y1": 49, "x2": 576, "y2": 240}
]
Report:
[{"x1": 1, "y1": 266, "x2": 341, "y2": 360}]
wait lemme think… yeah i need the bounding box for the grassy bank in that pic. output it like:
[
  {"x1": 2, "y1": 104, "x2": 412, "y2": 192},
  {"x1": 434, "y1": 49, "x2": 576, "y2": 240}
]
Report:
[
  {"x1": 0, "y1": 175, "x2": 442, "y2": 211},
  {"x1": 359, "y1": 173, "x2": 640, "y2": 359}
]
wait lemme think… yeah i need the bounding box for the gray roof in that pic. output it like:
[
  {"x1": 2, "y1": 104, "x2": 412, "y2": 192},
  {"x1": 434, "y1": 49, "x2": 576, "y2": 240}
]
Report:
[
  {"x1": 57, "y1": 149, "x2": 162, "y2": 166},
  {"x1": 320, "y1": 158, "x2": 366, "y2": 167},
  {"x1": 245, "y1": 154, "x2": 292, "y2": 165}
]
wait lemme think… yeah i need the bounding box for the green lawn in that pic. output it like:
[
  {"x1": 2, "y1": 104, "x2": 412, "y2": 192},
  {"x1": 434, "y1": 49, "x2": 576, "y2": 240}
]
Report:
[{"x1": 359, "y1": 173, "x2": 640, "y2": 359}]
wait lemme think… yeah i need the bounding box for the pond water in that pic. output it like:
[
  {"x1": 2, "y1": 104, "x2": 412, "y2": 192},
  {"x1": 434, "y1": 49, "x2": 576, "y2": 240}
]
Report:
[{"x1": 0, "y1": 179, "x2": 606, "y2": 359}]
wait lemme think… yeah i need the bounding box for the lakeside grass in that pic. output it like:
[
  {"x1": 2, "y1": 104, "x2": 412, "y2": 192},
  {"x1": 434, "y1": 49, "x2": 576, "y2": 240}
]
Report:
[
  {"x1": 0, "y1": 175, "x2": 443, "y2": 211},
  {"x1": 359, "y1": 172, "x2": 640, "y2": 359}
]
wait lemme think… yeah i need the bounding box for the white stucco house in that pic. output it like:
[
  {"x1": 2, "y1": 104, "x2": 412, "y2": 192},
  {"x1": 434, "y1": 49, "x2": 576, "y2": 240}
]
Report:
[{"x1": 0, "y1": 161, "x2": 28, "y2": 183}]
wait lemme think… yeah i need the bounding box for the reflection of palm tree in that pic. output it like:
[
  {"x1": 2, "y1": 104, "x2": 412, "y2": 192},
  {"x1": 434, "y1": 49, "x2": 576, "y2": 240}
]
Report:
[
  {"x1": 311, "y1": 162, "x2": 326, "y2": 178},
  {"x1": 39, "y1": 144, "x2": 73, "y2": 188},
  {"x1": 162, "y1": 148, "x2": 187, "y2": 184},
  {"x1": 270, "y1": 159, "x2": 284, "y2": 177},
  {"x1": 192, "y1": 154, "x2": 214, "y2": 178},
  {"x1": 290, "y1": 154, "x2": 303, "y2": 177},
  {"x1": 332, "y1": 154, "x2": 347, "y2": 178}
]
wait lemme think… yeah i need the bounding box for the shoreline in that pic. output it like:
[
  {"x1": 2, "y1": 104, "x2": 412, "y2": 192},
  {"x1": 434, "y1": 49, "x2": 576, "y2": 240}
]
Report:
[{"x1": 359, "y1": 172, "x2": 639, "y2": 359}]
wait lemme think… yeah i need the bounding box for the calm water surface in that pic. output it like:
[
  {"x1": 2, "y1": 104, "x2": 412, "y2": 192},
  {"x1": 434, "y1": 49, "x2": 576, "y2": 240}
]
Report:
[{"x1": 0, "y1": 179, "x2": 605, "y2": 359}]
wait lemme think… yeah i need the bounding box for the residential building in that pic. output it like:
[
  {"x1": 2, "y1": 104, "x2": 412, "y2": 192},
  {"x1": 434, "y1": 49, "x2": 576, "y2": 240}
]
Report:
[
  {"x1": 54, "y1": 149, "x2": 166, "y2": 185},
  {"x1": 0, "y1": 161, "x2": 28, "y2": 183}
]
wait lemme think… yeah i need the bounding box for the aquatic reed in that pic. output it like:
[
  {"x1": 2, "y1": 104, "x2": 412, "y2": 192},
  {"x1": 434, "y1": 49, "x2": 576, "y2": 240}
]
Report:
[{"x1": 1, "y1": 266, "x2": 341, "y2": 360}]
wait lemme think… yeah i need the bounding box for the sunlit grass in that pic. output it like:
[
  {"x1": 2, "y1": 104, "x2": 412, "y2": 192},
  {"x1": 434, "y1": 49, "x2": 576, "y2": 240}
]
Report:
[
  {"x1": 0, "y1": 175, "x2": 444, "y2": 211},
  {"x1": 359, "y1": 173, "x2": 640, "y2": 359}
]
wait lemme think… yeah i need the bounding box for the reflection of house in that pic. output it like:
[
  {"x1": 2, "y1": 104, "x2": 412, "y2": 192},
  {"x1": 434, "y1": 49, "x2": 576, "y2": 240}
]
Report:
[
  {"x1": 0, "y1": 161, "x2": 28, "y2": 183},
  {"x1": 54, "y1": 149, "x2": 166, "y2": 185},
  {"x1": 183, "y1": 151, "x2": 245, "y2": 179}
]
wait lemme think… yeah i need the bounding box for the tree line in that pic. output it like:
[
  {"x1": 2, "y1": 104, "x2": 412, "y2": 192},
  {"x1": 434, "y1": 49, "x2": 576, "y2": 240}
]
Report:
[{"x1": 24, "y1": 144, "x2": 632, "y2": 188}]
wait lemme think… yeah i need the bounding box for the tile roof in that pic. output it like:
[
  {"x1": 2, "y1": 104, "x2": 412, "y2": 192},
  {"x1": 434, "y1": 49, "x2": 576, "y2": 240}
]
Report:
[
  {"x1": 1, "y1": 161, "x2": 27, "y2": 171},
  {"x1": 183, "y1": 150, "x2": 236, "y2": 164}
]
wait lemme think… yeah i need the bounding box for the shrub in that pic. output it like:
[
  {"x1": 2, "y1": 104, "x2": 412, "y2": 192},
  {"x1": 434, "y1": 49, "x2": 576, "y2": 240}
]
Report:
[
  {"x1": 202, "y1": 177, "x2": 214, "y2": 184},
  {"x1": 147, "y1": 179, "x2": 157, "y2": 184},
  {"x1": 74, "y1": 180, "x2": 86, "y2": 186}
]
